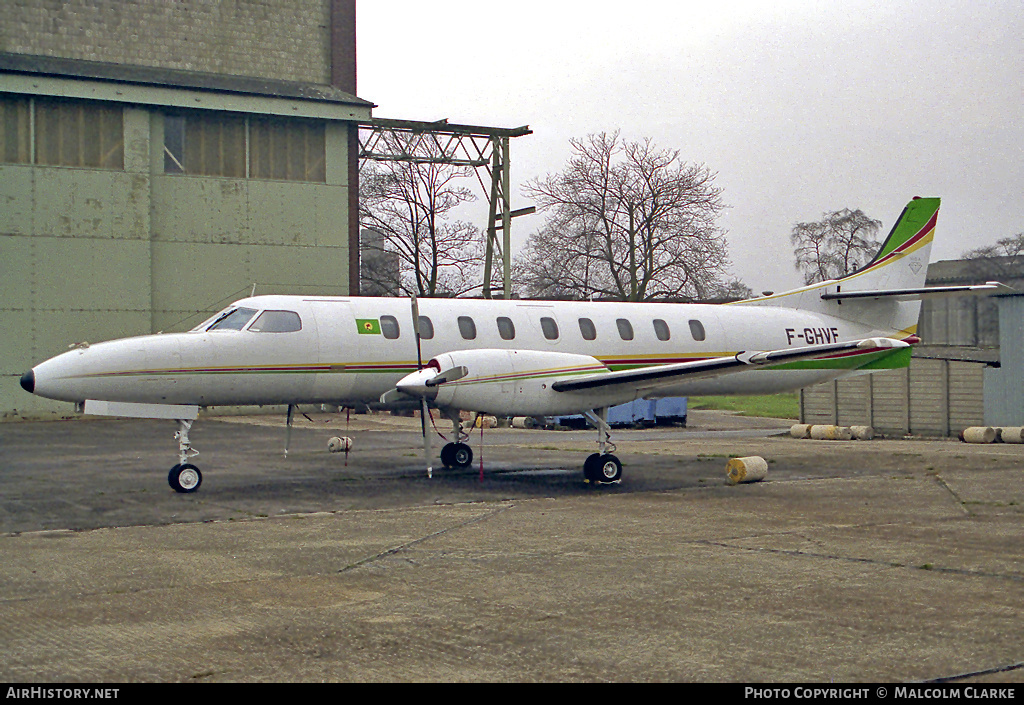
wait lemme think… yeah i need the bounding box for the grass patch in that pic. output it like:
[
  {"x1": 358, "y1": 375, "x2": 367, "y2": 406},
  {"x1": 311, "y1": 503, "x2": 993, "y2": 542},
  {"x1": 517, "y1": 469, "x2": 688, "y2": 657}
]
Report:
[{"x1": 687, "y1": 393, "x2": 799, "y2": 419}]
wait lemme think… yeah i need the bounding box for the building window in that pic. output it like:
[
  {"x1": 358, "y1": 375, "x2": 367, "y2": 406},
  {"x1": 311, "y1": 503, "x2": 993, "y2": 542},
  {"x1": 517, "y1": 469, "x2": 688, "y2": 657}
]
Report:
[
  {"x1": 380, "y1": 315, "x2": 401, "y2": 340},
  {"x1": 250, "y1": 117, "x2": 326, "y2": 182},
  {"x1": 540, "y1": 317, "x2": 559, "y2": 340},
  {"x1": 578, "y1": 318, "x2": 597, "y2": 341},
  {"x1": 458, "y1": 316, "x2": 477, "y2": 340},
  {"x1": 689, "y1": 320, "x2": 706, "y2": 342},
  {"x1": 617, "y1": 319, "x2": 634, "y2": 341},
  {"x1": 164, "y1": 112, "x2": 244, "y2": 177},
  {"x1": 0, "y1": 95, "x2": 31, "y2": 164},
  {"x1": 165, "y1": 112, "x2": 326, "y2": 182},
  {"x1": 35, "y1": 98, "x2": 123, "y2": 169},
  {"x1": 497, "y1": 317, "x2": 516, "y2": 340},
  {"x1": 653, "y1": 319, "x2": 671, "y2": 341}
]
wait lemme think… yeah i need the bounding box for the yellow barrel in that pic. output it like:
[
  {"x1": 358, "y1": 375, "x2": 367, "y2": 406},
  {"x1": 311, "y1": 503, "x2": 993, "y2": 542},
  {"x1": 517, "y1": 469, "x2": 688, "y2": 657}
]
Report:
[
  {"x1": 850, "y1": 426, "x2": 875, "y2": 440},
  {"x1": 327, "y1": 436, "x2": 353, "y2": 453},
  {"x1": 726, "y1": 456, "x2": 768, "y2": 485},
  {"x1": 809, "y1": 425, "x2": 853, "y2": 441},
  {"x1": 960, "y1": 427, "x2": 997, "y2": 444},
  {"x1": 997, "y1": 427, "x2": 1024, "y2": 444}
]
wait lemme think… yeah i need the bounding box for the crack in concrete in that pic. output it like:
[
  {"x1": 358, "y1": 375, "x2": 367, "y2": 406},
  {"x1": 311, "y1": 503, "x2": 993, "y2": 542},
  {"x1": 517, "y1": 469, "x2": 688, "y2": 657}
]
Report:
[
  {"x1": 337, "y1": 503, "x2": 515, "y2": 573},
  {"x1": 698, "y1": 539, "x2": 1024, "y2": 583}
]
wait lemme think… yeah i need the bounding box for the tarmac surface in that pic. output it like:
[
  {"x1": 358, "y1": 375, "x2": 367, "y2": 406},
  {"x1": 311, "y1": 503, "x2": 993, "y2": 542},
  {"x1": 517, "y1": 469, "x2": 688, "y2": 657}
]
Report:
[{"x1": 0, "y1": 410, "x2": 1022, "y2": 682}]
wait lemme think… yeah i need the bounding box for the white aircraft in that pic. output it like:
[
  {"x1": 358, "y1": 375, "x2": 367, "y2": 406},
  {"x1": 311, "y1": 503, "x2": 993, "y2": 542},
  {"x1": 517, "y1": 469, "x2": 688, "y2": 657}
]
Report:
[{"x1": 19, "y1": 197, "x2": 1006, "y2": 492}]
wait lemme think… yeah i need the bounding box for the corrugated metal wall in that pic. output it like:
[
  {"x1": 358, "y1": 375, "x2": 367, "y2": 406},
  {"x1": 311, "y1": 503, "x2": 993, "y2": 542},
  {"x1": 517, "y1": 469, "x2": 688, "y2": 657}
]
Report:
[{"x1": 983, "y1": 296, "x2": 1024, "y2": 426}]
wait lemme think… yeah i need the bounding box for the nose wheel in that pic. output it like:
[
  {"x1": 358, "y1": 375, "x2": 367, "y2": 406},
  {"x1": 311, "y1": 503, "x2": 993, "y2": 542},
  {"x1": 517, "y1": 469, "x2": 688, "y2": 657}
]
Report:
[
  {"x1": 441, "y1": 442, "x2": 474, "y2": 469},
  {"x1": 169, "y1": 463, "x2": 203, "y2": 493}
]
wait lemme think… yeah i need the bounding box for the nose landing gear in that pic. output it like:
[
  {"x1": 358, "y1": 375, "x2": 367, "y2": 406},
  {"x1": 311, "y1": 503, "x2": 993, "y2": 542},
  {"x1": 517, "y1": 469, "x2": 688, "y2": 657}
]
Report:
[{"x1": 169, "y1": 419, "x2": 202, "y2": 493}]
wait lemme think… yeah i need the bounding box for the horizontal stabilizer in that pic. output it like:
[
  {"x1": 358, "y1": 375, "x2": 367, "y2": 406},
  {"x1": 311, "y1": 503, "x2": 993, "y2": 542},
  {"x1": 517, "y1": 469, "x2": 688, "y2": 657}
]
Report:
[
  {"x1": 820, "y1": 281, "x2": 1013, "y2": 301},
  {"x1": 551, "y1": 338, "x2": 909, "y2": 394}
]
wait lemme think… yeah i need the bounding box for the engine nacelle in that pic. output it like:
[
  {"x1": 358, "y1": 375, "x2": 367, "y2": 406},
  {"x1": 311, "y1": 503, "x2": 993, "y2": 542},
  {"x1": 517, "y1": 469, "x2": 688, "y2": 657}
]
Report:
[{"x1": 418, "y1": 349, "x2": 633, "y2": 417}]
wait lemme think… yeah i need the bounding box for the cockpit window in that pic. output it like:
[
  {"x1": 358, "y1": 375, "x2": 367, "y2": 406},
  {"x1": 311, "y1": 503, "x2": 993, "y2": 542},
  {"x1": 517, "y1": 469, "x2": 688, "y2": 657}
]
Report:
[
  {"x1": 249, "y1": 310, "x2": 302, "y2": 333},
  {"x1": 207, "y1": 307, "x2": 258, "y2": 331}
]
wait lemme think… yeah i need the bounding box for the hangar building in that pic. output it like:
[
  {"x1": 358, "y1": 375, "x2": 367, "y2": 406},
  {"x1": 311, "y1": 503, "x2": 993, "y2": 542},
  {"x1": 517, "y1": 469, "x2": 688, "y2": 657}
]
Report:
[
  {"x1": 800, "y1": 258, "x2": 1024, "y2": 435},
  {"x1": 1, "y1": 0, "x2": 370, "y2": 418}
]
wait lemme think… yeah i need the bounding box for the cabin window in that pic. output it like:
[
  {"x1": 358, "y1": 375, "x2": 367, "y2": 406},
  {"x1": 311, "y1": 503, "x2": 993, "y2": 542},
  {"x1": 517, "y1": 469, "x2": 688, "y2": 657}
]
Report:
[
  {"x1": 458, "y1": 316, "x2": 477, "y2": 340},
  {"x1": 497, "y1": 316, "x2": 516, "y2": 340},
  {"x1": 578, "y1": 318, "x2": 597, "y2": 341},
  {"x1": 689, "y1": 319, "x2": 706, "y2": 342},
  {"x1": 616, "y1": 318, "x2": 634, "y2": 341},
  {"x1": 208, "y1": 307, "x2": 258, "y2": 331},
  {"x1": 380, "y1": 315, "x2": 400, "y2": 340},
  {"x1": 417, "y1": 316, "x2": 434, "y2": 340},
  {"x1": 249, "y1": 310, "x2": 302, "y2": 333},
  {"x1": 540, "y1": 317, "x2": 559, "y2": 340},
  {"x1": 653, "y1": 319, "x2": 671, "y2": 341}
]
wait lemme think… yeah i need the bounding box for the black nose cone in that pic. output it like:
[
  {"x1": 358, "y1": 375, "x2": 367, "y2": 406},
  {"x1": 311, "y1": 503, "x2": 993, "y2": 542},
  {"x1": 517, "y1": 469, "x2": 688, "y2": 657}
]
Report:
[{"x1": 20, "y1": 370, "x2": 35, "y2": 394}]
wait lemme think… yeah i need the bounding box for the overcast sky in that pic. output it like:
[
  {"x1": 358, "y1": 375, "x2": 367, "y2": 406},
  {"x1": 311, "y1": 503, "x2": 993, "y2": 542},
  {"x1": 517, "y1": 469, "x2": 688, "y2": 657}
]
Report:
[{"x1": 358, "y1": 0, "x2": 1024, "y2": 293}]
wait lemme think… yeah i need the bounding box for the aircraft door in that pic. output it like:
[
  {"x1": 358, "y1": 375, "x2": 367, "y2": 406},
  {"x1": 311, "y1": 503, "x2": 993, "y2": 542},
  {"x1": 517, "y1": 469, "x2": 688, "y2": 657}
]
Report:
[
  {"x1": 308, "y1": 300, "x2": 358, "y2": 404},
  {"x1": 518, "y1": 304, "x2": 562, "y2": 347}
]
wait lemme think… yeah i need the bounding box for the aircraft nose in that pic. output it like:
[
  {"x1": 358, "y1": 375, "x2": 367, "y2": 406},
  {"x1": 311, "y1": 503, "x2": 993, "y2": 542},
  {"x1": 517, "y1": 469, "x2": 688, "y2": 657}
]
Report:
[{"x1": 20, "y1": 369, "x2": 35, "y2": 394}]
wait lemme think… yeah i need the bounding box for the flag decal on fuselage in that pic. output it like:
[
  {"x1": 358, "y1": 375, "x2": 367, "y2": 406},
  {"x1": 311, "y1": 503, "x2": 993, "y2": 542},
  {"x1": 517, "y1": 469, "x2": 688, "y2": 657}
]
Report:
[{"x1": 357, "y1": 319, "x2": 381, "y2": 335}]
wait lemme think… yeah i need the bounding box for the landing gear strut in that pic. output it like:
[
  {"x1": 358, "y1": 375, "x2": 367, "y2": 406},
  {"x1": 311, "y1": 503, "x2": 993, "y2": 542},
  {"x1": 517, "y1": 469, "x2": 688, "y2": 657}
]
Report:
[
  {"x1": 440, "y1": 410, "x2": 474, "y2": 469},
  {"x1": 169, "y1": 419, "x2": 202, "y2": 493},
  {"x1": 582, "y1": 408, "x2": 622, "y2": 484}
]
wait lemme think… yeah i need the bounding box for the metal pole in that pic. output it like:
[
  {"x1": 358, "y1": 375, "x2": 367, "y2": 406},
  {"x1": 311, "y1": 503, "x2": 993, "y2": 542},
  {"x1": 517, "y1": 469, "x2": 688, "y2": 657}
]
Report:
[
  {"x1": 501, "y1": 136, "x2": 512, "y2": 300},
  {"x1": 482, "y1": 139, "x2": 501, "y2": 299}
]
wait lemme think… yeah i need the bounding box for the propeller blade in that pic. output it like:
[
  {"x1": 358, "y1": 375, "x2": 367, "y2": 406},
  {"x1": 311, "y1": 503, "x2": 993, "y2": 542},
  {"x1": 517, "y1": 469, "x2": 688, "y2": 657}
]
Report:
[
  {"x1": 411, "y1": 295, "x2": 432, "y2": 479},
  {"x1": 421, "y1": 399, "x2": 432, "y2": 479},
  {"x1": 285, "y1": 403, "x2": 294, "y2": 457},
  {"x1": 427, "y1": 365, "x2": 469, "y2": 387}
]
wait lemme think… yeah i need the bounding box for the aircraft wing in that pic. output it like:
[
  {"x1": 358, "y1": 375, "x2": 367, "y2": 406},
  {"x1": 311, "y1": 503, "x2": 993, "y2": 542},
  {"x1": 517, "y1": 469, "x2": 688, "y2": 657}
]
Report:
[{"x1": 550, "y1": 337, "x2": 910, "y2": 394}]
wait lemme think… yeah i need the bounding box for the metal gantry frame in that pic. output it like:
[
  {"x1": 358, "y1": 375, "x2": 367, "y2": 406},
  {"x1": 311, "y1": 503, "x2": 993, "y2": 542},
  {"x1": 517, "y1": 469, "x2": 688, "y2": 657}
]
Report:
[{"x1": 357, "y1": 118, "x2": 533, "y2": 299}]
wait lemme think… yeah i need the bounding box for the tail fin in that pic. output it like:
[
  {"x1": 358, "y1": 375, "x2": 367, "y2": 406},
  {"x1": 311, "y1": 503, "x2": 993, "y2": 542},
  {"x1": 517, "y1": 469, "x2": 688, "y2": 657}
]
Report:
[{"x1": 745, "y1": 197, "x2": 940, "y2": 337}]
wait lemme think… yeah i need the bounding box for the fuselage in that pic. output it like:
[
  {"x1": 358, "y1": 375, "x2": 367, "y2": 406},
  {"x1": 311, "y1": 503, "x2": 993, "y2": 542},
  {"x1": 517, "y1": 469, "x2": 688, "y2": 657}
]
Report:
[{"x1": 25, "y1": 294, "x2": 909, "y2": 410}]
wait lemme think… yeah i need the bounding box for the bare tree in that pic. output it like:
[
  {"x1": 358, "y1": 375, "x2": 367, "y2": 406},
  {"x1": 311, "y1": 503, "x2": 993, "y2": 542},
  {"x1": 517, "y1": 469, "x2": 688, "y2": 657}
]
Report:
[
  {"x1": 518, "y1": 132, "x2": 729, "y2": 302},
  {"x1": 961, "y1": 233, "x2": 1024, "y2": 281},
  {"x1": 359, "y1": 135, "x2": 483, "y2": 298},
  {"x1": 790, "y1": 208, "x2": 883, "y2": 285}
]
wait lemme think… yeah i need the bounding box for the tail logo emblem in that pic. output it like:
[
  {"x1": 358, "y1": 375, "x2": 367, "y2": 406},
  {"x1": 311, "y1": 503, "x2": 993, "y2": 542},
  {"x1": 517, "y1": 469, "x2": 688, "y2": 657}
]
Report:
[{"x1": 908, "y1": 258, "x2": 923, "y2": 274}]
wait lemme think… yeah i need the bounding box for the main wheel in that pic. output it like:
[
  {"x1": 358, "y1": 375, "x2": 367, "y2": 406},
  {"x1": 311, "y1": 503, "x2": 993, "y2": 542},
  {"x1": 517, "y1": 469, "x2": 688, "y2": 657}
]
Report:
[
  {"x1": 168, "y1": 463, "x2": 202, "y2": 493},
  {"x1": 596, "y1": 454, "x2": 622, "y2": 483},
  {"x1": 583, "y1": 453, "x2": 602, "y2": 482}
]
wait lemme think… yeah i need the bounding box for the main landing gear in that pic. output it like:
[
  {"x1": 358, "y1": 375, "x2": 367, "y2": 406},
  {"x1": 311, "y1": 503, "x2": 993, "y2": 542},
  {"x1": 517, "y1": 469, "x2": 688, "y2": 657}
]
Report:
[
  {"x1": 582, "y1": 408, "x2": 622, "y2": 485},
  {"x1": 168, "y1": 419, "x2": 202, "y2": 493},
  {"x1": 439, "y1": 410, "x2": 474, "y2": 470}
]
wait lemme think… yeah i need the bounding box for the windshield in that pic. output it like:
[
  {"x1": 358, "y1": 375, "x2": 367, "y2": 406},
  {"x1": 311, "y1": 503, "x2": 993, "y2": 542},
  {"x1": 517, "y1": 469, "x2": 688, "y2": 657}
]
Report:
[{"x1": 206, "y1": 307, "x2": 258, "y2": 331}]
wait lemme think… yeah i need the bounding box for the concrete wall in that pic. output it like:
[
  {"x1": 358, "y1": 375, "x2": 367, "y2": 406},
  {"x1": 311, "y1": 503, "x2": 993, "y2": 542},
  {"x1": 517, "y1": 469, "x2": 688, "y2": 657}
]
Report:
[
  {"x1": 1, "y1": 0, "x2": 332, "y2": 84},
  {"x1": 800, "y1": 359, "x2": 986, "y2": 438},
  {"x1": 1, "y1": 106, "x2": 353, "y2": 418}
]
